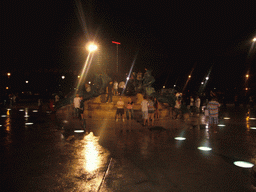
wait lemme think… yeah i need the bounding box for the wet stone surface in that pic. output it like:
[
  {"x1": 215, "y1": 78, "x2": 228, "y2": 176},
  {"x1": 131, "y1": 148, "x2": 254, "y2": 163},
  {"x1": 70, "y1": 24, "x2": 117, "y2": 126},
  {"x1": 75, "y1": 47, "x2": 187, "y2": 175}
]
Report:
[{"x1": 1, "y1": 105, "x2": 256, "y2": 191}]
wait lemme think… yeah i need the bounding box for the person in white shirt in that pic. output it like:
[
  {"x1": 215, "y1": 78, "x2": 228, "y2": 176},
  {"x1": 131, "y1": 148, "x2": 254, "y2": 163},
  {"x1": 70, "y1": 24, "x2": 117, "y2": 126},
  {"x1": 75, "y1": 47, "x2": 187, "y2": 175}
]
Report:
[
  {"x1": 116, "y1": 97, "x2": 125, "y2": 122},
  {"x1": 141, "y1": 96, "x2": 149, "y2": 126},
  {"x1": 73, "y1": 94, "x2": 81, "y2": 118}
]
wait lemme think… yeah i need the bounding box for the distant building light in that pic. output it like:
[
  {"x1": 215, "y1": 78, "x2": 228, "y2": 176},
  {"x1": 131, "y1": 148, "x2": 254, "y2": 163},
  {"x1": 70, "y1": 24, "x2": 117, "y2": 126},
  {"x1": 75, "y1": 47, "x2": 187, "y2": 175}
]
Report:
[
  {"x1": 26, "y1": 81, "x2": 29, "y2": 83},
  {"x1": 88, "y1": 81, "x2": 91, "y2": 84},
  {"x1": 163, "y1": 86, "x2": 165, "y2": 88},
  {"x1": 245, "y1": 88, "x2": 248, "y2": 91},
  {"x1": 6, "y1": 87, "x2": 9, "y2": 90},
  {"x1": 214, "y1": 88, "x2": 216, "y2": 89},
  {"x1": 201, "y1": 82, "x2": 204, "y2": 84},
  {"x1": 62, "y1": 76, "x2": 65, "y2": 79},
  {"x1": 174, "y1": 85, "x2": 176, "y2": 87},
  {"x1": 7, "y1": 73, "x2": 11, "y2": 76},
  {"x1": 78, "y1": 76, "x2": 80, "y2": 78}
]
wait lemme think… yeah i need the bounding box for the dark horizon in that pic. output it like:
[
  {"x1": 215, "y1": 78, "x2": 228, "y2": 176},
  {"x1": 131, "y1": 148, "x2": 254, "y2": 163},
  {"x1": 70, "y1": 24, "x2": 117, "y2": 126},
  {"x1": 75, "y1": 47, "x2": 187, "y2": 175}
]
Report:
[{"x1": 2, "y1": 0, "x2": 256, "y2": 94}]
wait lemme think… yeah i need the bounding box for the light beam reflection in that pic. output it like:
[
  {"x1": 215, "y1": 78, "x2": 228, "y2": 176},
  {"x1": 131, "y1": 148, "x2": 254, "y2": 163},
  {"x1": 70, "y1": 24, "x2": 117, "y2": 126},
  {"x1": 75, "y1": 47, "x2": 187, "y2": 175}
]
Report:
[{"x1": 83, "y1": 132, "x2": 100, "y2": 172}]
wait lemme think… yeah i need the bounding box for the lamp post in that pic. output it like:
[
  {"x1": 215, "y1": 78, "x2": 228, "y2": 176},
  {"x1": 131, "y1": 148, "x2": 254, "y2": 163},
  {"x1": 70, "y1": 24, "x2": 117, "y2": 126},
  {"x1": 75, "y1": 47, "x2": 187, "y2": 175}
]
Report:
[{"x1": 112, "y1": 41, "x2": 121, "y2": 73}]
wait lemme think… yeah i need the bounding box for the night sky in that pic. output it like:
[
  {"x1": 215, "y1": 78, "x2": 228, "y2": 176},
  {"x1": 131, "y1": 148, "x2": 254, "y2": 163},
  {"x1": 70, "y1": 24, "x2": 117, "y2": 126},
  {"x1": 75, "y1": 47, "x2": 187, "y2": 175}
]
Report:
[{"x1": 2, "y1": 0, "x2": 256, "y2": 92}]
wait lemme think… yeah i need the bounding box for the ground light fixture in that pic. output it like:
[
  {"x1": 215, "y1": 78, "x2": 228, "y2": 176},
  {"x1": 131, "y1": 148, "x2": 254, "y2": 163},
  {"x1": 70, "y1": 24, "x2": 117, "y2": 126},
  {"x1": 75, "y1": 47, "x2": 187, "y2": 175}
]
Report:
[
  {"x1": 19, "y1": 109, "x2": 24, "y2": 111},
  {"x1": 74, "y1": 130, "x2": 85, "y2": 133},
  {"x1": 25, "y1": 122, "x2": 34, "y2": 125},
  {"x1": 32, "y1": 110, "x2": 38, "y2": 112},
  {"x1": 174, "y1": 137, "x2": 186, "y2": 141},
  {"x1": 218, "y1": 124, "x2": 226, "y2": 127},
  {"x1": 223, "y1": 117, "x2": 230, "y2": 120},
  {"x1": 198, "y1": 146, "x2": 212, "y2": 151},
  {"x1": 233, "y1": 161, "x2": 254, "y2": 168}
]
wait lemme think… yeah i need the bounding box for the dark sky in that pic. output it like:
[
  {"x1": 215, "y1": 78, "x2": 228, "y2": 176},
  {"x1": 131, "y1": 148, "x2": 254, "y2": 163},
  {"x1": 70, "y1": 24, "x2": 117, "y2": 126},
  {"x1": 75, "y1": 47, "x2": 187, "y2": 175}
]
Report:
[{"x1": 2, "y1": 0, "x2": 256, "y2": 91}]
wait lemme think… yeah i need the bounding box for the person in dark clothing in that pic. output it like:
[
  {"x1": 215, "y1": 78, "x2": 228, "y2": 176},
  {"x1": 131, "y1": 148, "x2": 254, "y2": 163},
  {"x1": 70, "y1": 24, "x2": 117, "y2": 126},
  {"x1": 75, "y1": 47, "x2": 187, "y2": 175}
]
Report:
[{"x1": 106, "y1": 81, "x2": 113, "y2": 103}]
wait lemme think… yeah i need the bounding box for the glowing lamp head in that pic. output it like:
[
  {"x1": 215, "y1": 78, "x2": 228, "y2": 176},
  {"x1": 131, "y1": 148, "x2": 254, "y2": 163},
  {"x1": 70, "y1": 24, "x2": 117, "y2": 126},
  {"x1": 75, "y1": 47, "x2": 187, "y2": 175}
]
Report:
[
  {"x1": 7, "y1": 73, "x2": 11, "y2": 76},
  {"x1": 206, "y1": 77, "x2": 209, "y2": 80},
  {"x1": 188, "y1": 75, "x2": 191, "y2": 78},
  {"x1": 62, "y1": 76, "x2": 65, "y2": 79},
  {"x1": 246, "y1": 74, "x2": 249, "y2": 78},
  {"x1": 253, "y1": 37, "x2": 256, "y2": 42},
  {"x1": 87, "y1": 44, "x2": 98, "y2": 52}
]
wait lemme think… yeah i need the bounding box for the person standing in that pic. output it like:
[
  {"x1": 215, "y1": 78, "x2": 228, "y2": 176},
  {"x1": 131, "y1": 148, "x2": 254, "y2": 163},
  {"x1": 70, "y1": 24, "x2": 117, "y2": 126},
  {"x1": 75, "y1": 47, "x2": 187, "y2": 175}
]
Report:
[
  {"x1": 55, "y1": 94, "x2": 60, "y2": 103},
  {"x1": 173, "y1": 98, "x2": 181, "y2": 119},
  {"x1": 207, "y1": 97, "x2": 220, "y2": 125},
  {"x1": 79, "y1": 96, "x2": 84, "y2": 120},
  {"x1": 113, "y1": 80, "x2": 118, "y2": 95},
  {"x1": 148, "y1": 97, "x2": 155, "y2": 126},
  {"x1": 119, "y1": 81, "x2": 125, "y2": 95},
  {"x1": 73, "y1": 94, "x2": 81, "y2": 118},
  {"x1": 106, "y1": 81, "x2": 113, "y2": 103},
  {"x1": 126, "y1": 97, "x2": 134, "y2": 120},
  {"x1": 141, "y1": 96, "x2": 149, "y2": 126},
  {"x1": 116, "y1": 97, "x2": 125, "y2": 122},
  {"x1": 195, "y1": 96, "x2": 201, "y2": 114},
  {"x1": 154, "y1": 97, "x2": 159, "y2": 120},
  {"x1": 190, "y1": 96, "x2": 194, "y2": 114}
]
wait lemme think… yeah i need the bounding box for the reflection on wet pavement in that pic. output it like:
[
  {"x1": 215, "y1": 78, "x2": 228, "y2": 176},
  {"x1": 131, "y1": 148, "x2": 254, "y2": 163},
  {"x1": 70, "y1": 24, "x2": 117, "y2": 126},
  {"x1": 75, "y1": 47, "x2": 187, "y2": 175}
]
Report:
[{"x1": 1, "y1": 105, "x2": 256, "y2": 191}]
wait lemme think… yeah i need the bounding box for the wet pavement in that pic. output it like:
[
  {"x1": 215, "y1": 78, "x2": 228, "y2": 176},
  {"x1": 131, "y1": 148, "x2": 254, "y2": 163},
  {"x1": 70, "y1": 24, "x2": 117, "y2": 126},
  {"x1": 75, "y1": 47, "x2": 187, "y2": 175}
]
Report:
[{"x1": 1, "y1": 104, "x2": 256, "y2": 191}]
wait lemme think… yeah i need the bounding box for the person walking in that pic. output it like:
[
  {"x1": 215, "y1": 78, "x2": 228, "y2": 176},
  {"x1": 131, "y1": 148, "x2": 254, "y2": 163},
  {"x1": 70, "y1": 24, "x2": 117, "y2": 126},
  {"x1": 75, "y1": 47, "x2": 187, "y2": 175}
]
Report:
[
  {"x1": 116, "y1": 97, "x2": 125, "y2": 122},
  {"x1": 141, "y1": 96, "x2": 149, "y2": 126},
  {"x1": 207, "y1": 97, "x2": 220, "y2": 125},
  {"x1": 73, "y1": 94, "x2": 81, "y2": 118},
  {"x1": 126, "y1": 97, "x2": 134, "y2": 120},
  {"x1": 148, "y1": 97, "x2": 155, "y2": 126}
]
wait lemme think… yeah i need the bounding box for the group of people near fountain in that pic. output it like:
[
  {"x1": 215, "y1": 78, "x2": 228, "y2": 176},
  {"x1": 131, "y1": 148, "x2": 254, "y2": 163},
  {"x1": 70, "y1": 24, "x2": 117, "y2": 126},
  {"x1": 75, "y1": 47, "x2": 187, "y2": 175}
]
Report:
[{"x1": 115, "y1": 96, "x2": 159, "y2": 126}]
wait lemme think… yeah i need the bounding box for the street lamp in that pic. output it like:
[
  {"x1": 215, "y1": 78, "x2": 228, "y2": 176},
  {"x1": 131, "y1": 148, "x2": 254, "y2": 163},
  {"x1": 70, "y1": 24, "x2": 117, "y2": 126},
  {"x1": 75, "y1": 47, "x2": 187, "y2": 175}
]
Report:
[
  {"x1": 62, "y1": 76, "x2": 65, "y2": 79},
  {"x1": 87, "y1": 43, "x2": 98, "y2": 52},
  {"x1": 188, "y1": 75, "x2": 191, "y2": 79},
  {"x1": 253, "y1": 37, "x2": 256, "y2": 42},
  {"x1": 246, "y1": 74, "x2": 249, "y2": 78},
  {"x1": 7, "y1": 73, "x2": 11, "y2": 77},
  {"x1": 112, "y1": 41, "x2": 121, "y2": 73}
]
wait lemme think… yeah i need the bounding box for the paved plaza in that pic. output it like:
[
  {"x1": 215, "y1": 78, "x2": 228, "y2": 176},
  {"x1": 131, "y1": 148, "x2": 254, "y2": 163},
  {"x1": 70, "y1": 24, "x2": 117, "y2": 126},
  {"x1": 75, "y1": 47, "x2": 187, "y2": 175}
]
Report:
[{"x1": 1, "y1": 103, "x2": 256, "y2": 191}]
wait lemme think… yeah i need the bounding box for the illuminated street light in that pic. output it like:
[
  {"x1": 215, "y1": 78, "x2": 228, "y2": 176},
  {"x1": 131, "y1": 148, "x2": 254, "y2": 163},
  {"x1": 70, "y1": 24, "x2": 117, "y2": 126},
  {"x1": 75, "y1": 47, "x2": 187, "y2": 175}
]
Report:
[
  {"x1": 246, "y1": 74, "x2": 249, "y2": 78},
  {"x1": 7, "y1": 73, "x2": 11, "y2": 77},
  {"x1": 188, "y1": 75, "x2": 191, "y2": 79},
  {"x1": 206, "y1": 77, "x2": 209, "y2": 80},
  {"x1": 62, "y1": 76, "x2": 65, "y2": 79},
  {"x1": 6, "y1": 87, "x2": 9, "y2": 90},
  {"x1": 78, "y1": 76, "x2": 80, "y2": 78},
  {"x1": 26, "y1": 81, "x2": 29, "y2": 84},
  {"x1": 201, "y1": 82, "x2": 204, "y2": 84},
  {"x1": 87, "y1": 43, "x2": 98, "y2": 52},
  {"x1": 253, "y1": 37, "x2": 256, "y2": 42}
]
